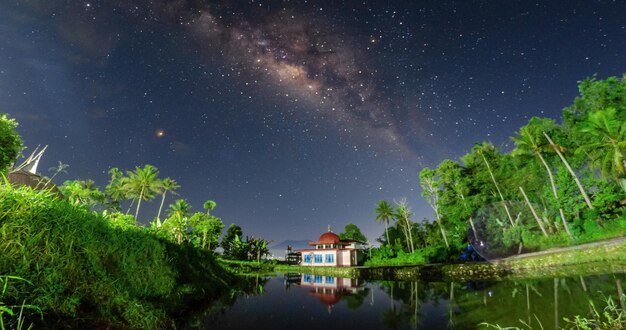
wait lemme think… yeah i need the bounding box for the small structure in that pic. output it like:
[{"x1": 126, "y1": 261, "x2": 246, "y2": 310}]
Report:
[
  {"x1": 7, "y1": 146, "x2": 62, "y2": 196},
  {"x1": 285, "y1": 245, "x2": 302, "y2": 265},
  {"x1": 297, "y1": 227, "x2": 365, "y2": 267}
]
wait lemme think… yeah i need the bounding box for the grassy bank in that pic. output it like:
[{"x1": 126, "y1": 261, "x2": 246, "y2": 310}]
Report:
[{"x1": 0, "y1": 184, "x2": 233, "y2": 328}]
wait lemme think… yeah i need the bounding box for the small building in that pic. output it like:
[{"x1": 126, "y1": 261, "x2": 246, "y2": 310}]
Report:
[{"x1": 297, "y1": 230, "x2": 365, "y2": 267}]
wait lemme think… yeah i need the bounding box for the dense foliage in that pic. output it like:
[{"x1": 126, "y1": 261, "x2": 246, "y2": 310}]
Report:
[
  {"x1": 0, "y1": 113, "x2": 22, "y2": 174},
  {"x1": 369, "y1": 75, "x2": 626, "y2": 265}
]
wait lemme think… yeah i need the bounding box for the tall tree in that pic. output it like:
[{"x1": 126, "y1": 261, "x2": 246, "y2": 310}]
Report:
[
  {"x1": 394, "y1": 199, "x2": 415, "y2": 253},
  {"x1": 512, "y1": 117, "x2": 570, "y2": 237},
  {"x1": 375, "y1": 200, "x2": 394, "y2": 246},
  {"x1": 45, "y1": 161, "x2": 69, "y2": 188},
  {"x1": 203, "y1": 199, "x2": 217, "y2": 215},
  {"x1": 576, "y1": 107, "x2": 626, "y2": 181},
  {"x1": 105, "y1": 167, "x2": 129, "y2": 212},
  {"x1": 124, "y1": 164, "x2": 163, "y2": 221},
  {"x1": 419, "y1": 167, "x2": 449, "y2": 249},
  {"x1": 156, "y1": 178, "x2": 180, "y2": 224},
  {"x1": 543, "y1": 132, "x2": 593, "y2": 209},
  {"x1": 163, "y1": 199, "x2": 191, "y2": 244}
]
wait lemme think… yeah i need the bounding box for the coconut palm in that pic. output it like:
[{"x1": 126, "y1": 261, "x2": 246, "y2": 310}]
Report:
[
  {"x1": 105, "y1": 167, "x2": 129, "y2": 211},
  {"x1": 203, "y1": 199, "x2": 217, "y2": 215},
  {"x1": 394, "y1": 198, "x2": 415, "y2": 253},
  {"x1": 164, "y1": 199, "x2": 192, "y2": 244},
  {"x1": 512, "y1": 117, "x2": 570, "y2": 237},
  {"x1": 419, "y1": 167, "x2": 449, "y2": 249},
  {"x1": 44, "y1": 161, "x2": 69, "y2": 188},
  {"x1": 124, "y1": 164, "x2": 163, "y2": 221},
  {"x1": 476, "y1": 143, "x2": 515, "y2": 226},
  {"x1": 156, "y1": 178, "x2": 180, "y2": 224},
  {"x1": 375, "y1": 200, "x2": 394, "y2": 246},
  {"x1": 576, "y1": 107, "x2": 626, "y2": 181},
  {"x1": 543, "y1": 132, "x2": 593, "y2": 209}
]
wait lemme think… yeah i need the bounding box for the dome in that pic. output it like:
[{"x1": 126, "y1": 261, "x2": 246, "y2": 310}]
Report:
[{"x1": 318, "y1": 231, "x2": 341, "y2": 244}]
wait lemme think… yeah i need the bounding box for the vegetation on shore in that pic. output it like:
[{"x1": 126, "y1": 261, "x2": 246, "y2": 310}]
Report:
[
  {"x1": 368, "y1": 75, "x2": 626, "y2": 266},
  {"x1": 0, "y1": 184, "x2": 233, "y2": 328}
]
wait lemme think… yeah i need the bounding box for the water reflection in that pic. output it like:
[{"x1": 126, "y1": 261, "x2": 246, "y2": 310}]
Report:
[{"x1": 183, "y1": 272, "x2": 626, "y2": 330}]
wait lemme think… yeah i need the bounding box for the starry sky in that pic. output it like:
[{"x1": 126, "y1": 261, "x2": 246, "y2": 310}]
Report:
[{"x1": 2, "y1": 0, "x2": 625, "y2": 244}]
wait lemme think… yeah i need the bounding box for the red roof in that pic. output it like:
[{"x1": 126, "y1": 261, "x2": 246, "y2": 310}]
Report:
[{"x1": 308, "y1": 231, "x2": 349, "y2": 246}]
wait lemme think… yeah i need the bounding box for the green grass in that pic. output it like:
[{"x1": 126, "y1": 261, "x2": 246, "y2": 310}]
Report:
[{"x1": 0, "y1": 184, "x2": 232, "y2": 328}]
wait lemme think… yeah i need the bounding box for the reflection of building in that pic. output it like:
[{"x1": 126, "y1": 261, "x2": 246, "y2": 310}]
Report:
[
  {"x1": 297, "y1": 230, "x2": 365, "y2": 267},
  {"x1": 299, "y1": 273, "x2": 363, "y2": 312}
]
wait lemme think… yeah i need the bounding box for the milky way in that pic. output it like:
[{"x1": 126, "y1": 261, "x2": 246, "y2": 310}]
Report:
[
  {"x1": 184, "y1": 5, "x2": 418, "y2": 157},
  {"x1": 2, "y1": 0, "x2": 625, "y2": 242}
]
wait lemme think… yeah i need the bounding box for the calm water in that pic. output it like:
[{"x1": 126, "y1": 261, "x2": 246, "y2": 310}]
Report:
[{"x1": 184, "y1": 272, "x2": 626, "y2": 330}]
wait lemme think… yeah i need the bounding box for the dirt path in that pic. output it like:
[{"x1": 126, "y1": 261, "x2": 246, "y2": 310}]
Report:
[{"x1": 501, "y1": 236, "x2": 626, "y2": 261}]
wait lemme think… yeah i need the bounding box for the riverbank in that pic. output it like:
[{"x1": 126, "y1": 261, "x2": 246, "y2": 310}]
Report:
[
  {"x1": 0, "y1": 185, "x2": 234, "y2": 329},
  {"x1": 274, "y1": 238, "x2": 626, "y2": 282}
]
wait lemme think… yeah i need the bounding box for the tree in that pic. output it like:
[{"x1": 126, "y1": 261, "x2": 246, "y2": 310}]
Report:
[
  {"x1": 45, "y1": 161, "x2": 69, "y2": 188},
  {"x1": 339, "y1": 223, "x2": 367, "y2": 242},
  {"x1": 543, "y1": 131, "x2": 593, "y2": 209},
  {"x1": 104, "y1": 167, "x2": 129, "y2": 212},
  {"x1": 124, "y1": 164, "x2": 163, "y2": 221},
  {"x1": 156, "y1": 178, "x2": 180, "y2": 225},
  {"x1": 60, "y1": 179, "x2": 105, "y2": 207},
  {"x1": 162, "y1": 199, "x2": 191, "y2": 244},
  {"x1": 203, "y1": 199, "x2": 217, "y2": 215},
  {"x1": 221, "y1": 224, "x2": 244, "y2": 259},
  {"x1": 512, "y1": 117, "x2": 570, "y2": 237},
  {"x1": 394, "y1": 199, "x2": 415, "y2": 253},
  {"x1": 189, "y1": 212, "x2": 224, "y2": 251},
  {"x1": 576, "y1": 107, "x2": 626, "y2": 181},
  {"x1": 419, "y1": 167, "x2": 449, "y2": 249},
  {"x1": 375, "y1": 200, "x2": 394, "y2": 246},
  {"x1": 0, "y1": 113, "x2": 23, "y2": 174}
]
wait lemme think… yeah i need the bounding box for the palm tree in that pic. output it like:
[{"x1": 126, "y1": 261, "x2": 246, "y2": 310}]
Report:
[
  {"x1": 124, "y1": 164, "x2": 163, "y2": 221},
  {"x1": 543, "y1": 132, "x2": 593, "y2": 209},
  {"x1": 394, "y1": 198, "x2": 415, "y2": 253},
  {"x1": 44, "y1": 161, "x2": 69, "y2": 188},
  {"x1": 156, "y1": 178, "x2": 180, "y2": 224},
  {"x1": 203, "y1": 199, "x2": 217, "y2": 215},
  {"x1": 419, "y1": 168, "x2": 449, "y2": 249},
  {"x1": 477, "y1": 143, "x2": 515, "y2": 226},
  {"x1": 375, "y1": 200, "x2": 394, "y2": 246},
  {"x1": 512, "y1": 118, "x2": 570, "y2": 237},
  {"x1": 165, "y1": 199, "x2": 191, "y2": 244},
  {"x1": 105, "y1": 167, "x2": 129, "y2": 211},
  {"x1": 577, "y1": 107, "x2": 626, "y2": 181}
]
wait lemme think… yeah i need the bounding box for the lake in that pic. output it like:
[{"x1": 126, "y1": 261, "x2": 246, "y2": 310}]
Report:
[{"x1": 182, "y1": 271, "x2": 626, "y2": 329}]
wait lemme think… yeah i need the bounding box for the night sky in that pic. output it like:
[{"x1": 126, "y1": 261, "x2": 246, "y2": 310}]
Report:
[{"x1": 2, "y1": 1, "x2": 625, "y2": 244}]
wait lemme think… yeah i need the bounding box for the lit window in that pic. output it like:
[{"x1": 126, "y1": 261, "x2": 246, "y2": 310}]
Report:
[
  {"x1": 325, "y1": 254, "x2": 334, "y2": 263},
  {"x1": 314, "y1": 254, "x2": 323, "y2": 263}
]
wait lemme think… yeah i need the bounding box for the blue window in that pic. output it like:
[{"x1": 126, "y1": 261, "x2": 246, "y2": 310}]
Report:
[
  {"x1": 304, "y1": 254, "x2": 311, "y2": 263},
  {"x1": 303, "y1": 274, "x2": 311, "y2": 283},
  {"x1": 325, "y1": 276, "x2": 335, "y2": 284},
  {"x1": 314, "y1": 275, "x2": 323, "y2": 283},
  {"x1": 314, "y1": 254, "x2": 323, "y2": 263},
  {"x1": 325, "y1": 254, "x2": 334, "y2": 263}
]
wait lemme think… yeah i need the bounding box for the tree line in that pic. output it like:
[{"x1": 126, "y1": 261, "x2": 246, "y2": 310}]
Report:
[{"x1": 371, "y1": 75, "x2": 626, "y2": 264}]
